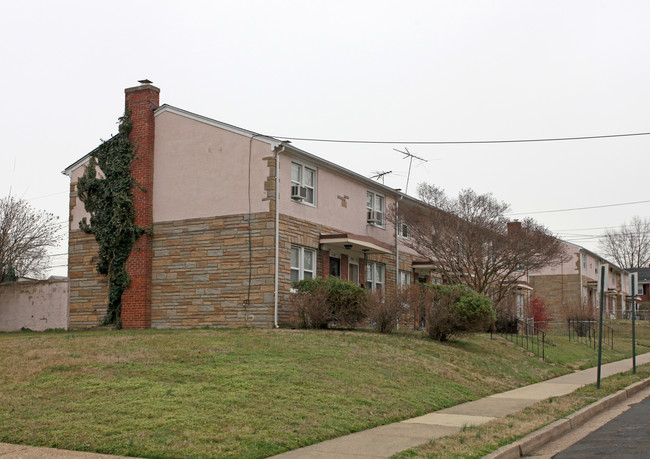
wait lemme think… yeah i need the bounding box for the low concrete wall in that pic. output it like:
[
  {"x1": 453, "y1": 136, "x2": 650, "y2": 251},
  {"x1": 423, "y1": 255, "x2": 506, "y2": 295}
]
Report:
[{"x1": 0, "y1": 279, "x2": 69, "y2": 331}]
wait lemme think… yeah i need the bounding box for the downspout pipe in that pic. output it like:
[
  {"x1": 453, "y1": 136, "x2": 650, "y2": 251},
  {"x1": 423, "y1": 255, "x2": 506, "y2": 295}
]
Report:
[
  {"x1": 274, "y1": 145, "x2": 285, "y2": 328},
  {"x1": 579, "y1": 250, "x2": 583, "y2": 305},
  {"x1": 395, "y1": 192, "x2": 405, "y2": 291}
]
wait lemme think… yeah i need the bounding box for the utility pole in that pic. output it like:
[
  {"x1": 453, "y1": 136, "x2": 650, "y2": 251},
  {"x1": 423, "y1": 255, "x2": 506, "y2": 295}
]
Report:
[
  {"x1": 631, "y1": 272, "x2": 638, "y2": 374},
  {"x1": 597, "y1": 263, "x2": 608, "y2": 389}
]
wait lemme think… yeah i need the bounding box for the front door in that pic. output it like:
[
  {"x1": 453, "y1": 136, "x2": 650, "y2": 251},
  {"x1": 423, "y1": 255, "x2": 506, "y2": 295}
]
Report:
[{"x1": 329, "y1": 257, "x2": 341, "y2": 278}]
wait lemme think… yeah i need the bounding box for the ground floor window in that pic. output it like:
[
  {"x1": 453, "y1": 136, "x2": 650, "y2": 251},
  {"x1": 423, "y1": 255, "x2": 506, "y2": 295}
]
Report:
[
  {"x1": 366, "y1": 262, "x2": 385, "y2": 291},
  {"x1": 349, "y1": 262, "x2": 359, "y2": 284},
  {"x1": 291, "y1": 246, "x2": 315, "y2": 285},
  {"x1": 399, "y1": 270, "x2": 411, "y2": 288},
  {"x1": 516, "y1": 293, "x2": 525, "y2": 319}
]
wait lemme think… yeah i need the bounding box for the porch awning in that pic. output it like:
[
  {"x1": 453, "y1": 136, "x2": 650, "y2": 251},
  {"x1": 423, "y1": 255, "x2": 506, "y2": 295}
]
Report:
[
  {"x1": 412, "y1": 260, "x2": 437, "y2": 270},
  {"x1": 319, "y1": 233, "x2": 392, "y2": 255},
  {"x1": 515, "y1": 281, "x2": 533, "y2": 291}
]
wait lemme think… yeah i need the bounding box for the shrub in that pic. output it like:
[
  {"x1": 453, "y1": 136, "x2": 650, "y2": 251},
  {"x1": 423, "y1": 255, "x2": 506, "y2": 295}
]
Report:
[
  {"x1": 424, "y1": 284, "x2": 495, "y2": 341},
  {"x1": 529, "y1": 296, "x2": 552, "y2": 332},
  {"x1": 494, "y1": 311, "x2": 518, "y2": 334},
  {"x1": 289, "y1": 286, "x2": 330, "y2": 329},
  {"x1": 292, "y1": 277, "x2": 366, "y2": 328},
  {"x1": 363, "y1": 290, "x2": 404, "y2": 334},
  {"x1": 562, "y1": 298, "x2": 595, "y2": 321},
  {"x1": 403, "y1": 284, "x2": 434, "y2": 330}
]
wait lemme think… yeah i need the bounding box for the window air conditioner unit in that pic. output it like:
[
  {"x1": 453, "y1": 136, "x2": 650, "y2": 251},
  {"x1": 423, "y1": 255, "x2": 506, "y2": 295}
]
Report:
[
  {"x1": 367, "y1": 210, "x2": 380, "y2": 224},
  {"x1": 291, "y1": 185, "x2": 307, "y2": 200}
]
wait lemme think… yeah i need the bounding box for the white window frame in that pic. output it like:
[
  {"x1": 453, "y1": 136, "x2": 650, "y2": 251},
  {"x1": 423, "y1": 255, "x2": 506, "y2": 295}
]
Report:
[
  {"x1": 516, "y1": 293, "x2": 525, "y2": 319},
  {"x1": 291, "y1": 245, "x2": 316, "y2": 286},
  {"x1": 366, "y1": 262, "x2": 385, "y2": 291},
  {"x1": 366, "y1": 191, "x2": 385, "y2": 227},
  {"x1": 291, "y1": 161, "x2": 317, "y2": 206},
  {"x1": 397, "y1": 220, "x2": 409, "y2": 239},
  {"x1": 399, "y1": 270, "x2": 411, "y2": 288},
  {"x1": 348, "y1": 262, "x2": 359, "y2": 285}
]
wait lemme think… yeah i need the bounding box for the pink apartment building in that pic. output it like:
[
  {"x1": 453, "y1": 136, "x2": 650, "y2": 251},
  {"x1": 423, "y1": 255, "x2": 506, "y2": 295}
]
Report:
[
  {"x1": 528, "y1": 240, "x2": 632, "y2": 319},
  {"x1": 64, "y1": 82, "x2": 437, "y2": 330}
]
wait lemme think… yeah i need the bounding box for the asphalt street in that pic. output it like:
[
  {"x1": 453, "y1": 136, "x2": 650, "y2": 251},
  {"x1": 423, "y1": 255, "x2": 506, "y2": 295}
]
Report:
[{"x1": 553, "y1": 393, "x2": 650, "y2": 458}]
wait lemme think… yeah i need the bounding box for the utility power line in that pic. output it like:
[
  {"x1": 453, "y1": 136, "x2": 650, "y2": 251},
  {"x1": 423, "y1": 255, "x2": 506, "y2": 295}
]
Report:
[
  {"x1": 509, "y1": 199, "x2": 650, "y2": 216},
  {"x1": 272, "y1": 131, "x2": 650, "y2": 145}
]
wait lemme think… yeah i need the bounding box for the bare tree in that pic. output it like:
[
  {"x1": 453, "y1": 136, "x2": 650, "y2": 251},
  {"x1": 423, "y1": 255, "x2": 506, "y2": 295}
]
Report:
[
  {"x1": 395, "y1": 184, "x2": 568, "y2": 308},
  {"x1": 0, "y1": 196, "x2": 62, "y2": 282},
  {"x1": 599, "y1": 216, "x2": 650, "y2": 268}
]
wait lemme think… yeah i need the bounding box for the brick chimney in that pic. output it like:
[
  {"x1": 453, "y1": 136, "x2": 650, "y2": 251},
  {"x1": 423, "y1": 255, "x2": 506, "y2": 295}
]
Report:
[
  {"x1": 507, "y1": 220, "x2": 522, "y2": 237},
  {"x1": 121, "y1": 81, "x2": 159, "y2": 329}
]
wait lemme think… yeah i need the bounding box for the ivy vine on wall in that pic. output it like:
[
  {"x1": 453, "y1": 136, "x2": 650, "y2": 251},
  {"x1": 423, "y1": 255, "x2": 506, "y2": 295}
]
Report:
[{"x1": 77, "y1": 110, "x2": 145, "y2": 328}]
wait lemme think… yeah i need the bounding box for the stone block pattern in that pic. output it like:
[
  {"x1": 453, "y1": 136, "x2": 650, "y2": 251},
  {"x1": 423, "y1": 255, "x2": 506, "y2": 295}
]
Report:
[
  {"x1": 151, "y1": 212, "x2": 276, "y2": 328},
  {"x1": 69, "y1": 210, "x2": 416, "y2": 330},
  {"x1": 529, "y1": 274, "x2": 581, "y2": 318},
  {"x1": 68, "y1": 230, "x2": 109, "y2": 329}
]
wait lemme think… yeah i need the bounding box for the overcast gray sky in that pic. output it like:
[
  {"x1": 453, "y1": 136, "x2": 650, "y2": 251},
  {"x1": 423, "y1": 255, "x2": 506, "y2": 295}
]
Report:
[{"x1": 2, "y1": 0, "x2": 649, "y2": 276}]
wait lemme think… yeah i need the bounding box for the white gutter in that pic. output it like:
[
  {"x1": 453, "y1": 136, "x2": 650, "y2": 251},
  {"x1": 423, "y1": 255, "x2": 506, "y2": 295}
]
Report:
[{"x1": 274, "y1": 145, "x2": 284, "y2": 328}]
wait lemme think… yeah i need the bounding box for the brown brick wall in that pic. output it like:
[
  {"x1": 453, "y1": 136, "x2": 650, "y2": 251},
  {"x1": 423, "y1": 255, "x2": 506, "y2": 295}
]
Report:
[
  {"x1": 121, "y1": 84, "x2": 159, "y2": 329},
  {"x1": 68, "y1": 230, "x2": 109, "y2": 329}
]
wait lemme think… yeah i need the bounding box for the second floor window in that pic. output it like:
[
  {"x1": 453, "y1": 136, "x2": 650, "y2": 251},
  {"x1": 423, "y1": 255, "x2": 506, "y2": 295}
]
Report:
[
  {"x1": 366, "y1": 191, "x2": 385, "y2": 227},
  {"x1": 291, "y1": 162, "x2": 316, "y2": 205},
  {"x1": 397, "y1": 221, "x2": 408, "y2": 238}
]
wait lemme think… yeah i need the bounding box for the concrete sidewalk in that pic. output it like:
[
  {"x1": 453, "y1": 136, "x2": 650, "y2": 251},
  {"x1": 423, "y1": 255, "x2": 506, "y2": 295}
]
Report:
[
  {"x1": 273, "y1": 352, "x2": 650, "y2": 459},
  {"x1": 1, "y1": 353, "x2": 649, "y2": 459}
]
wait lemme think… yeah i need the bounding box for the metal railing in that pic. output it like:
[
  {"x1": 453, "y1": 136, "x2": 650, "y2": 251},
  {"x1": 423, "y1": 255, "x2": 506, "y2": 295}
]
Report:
[
  {"x1": 567, "y1": 319, "x2": 614, "y2": 350},
  {"x1": 492, "y1": 310, "x2": 546, "y2": 361}
]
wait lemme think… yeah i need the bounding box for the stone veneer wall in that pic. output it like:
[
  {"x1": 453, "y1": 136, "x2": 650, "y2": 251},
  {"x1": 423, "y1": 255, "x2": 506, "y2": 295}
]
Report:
[
  {"x1": 68, "y1": 230, "x2": 109, "y2": 328},
  {"x1": 151, "y1": 212, "x2": 276, "y2": 328},
  {"x1": 70, "y1": 210, "x2": 416, "y2": 330},
  {"x1": 529, "y1": 274, "x2": 581, "y2": 319}
]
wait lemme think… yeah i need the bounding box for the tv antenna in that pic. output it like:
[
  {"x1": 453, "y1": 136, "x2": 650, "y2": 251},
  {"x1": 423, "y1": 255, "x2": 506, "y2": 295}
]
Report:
[
  {"x1": 370, "y1": 170, "x2": 392, "y2": 184},
  {"x1": 394, "y1": 147, "x2": 427, "y2": 195}
]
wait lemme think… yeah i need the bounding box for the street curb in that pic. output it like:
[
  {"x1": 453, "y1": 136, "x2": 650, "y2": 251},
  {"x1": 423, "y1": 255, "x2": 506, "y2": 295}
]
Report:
[{"x1": 484, "y1": 376, "x2": 650, "y2": 459}]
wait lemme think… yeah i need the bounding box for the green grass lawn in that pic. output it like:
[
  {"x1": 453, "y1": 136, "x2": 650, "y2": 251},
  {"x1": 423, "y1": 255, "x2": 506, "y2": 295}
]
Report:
[
  {"x1": 0, "y1": 325, "x2": 648, "y2": 458},
  {"x1": 542, "y1": 319, "x2": 650, "y2": 369}
]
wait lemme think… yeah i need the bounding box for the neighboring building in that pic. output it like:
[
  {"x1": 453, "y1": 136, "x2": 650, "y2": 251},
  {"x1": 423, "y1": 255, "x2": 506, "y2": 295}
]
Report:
[
  {"x1": 626, "y1": 267, "x2": 650, "y2": 303},
  {"x1": 625, "y1": 267, "x2": 650, "y2": 320},
  {"x1": 528, "y1": 241, "x2": 631, "y2": 319},
  {"x1": 64, "y1": 82, "x2": 434, "y2": 330}
]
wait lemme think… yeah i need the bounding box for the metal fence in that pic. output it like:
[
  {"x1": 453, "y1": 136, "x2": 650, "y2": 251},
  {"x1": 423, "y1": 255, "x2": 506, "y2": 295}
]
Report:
[
  {"x1": 567, "y1": 319, "x2": 614, "y2": 350},
  {"x1": 492, "y1": 310, "x2": 546, "y2": 360}
]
